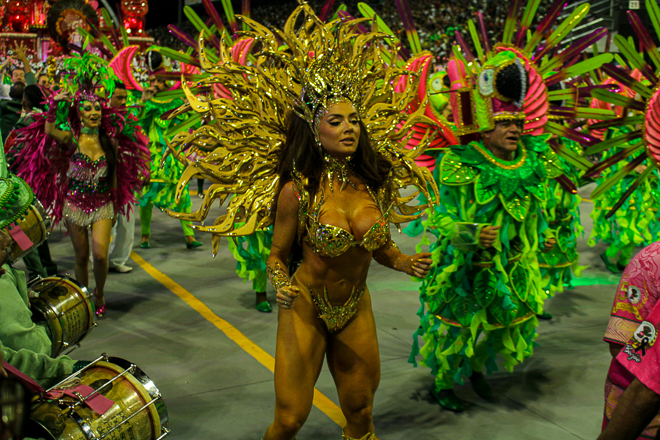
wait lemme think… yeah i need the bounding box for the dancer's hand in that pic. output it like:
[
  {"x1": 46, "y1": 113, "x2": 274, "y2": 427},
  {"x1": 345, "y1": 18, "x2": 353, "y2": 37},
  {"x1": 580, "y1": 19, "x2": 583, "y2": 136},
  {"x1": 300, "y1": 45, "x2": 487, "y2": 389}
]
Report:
[
  {"x1": 543, "y1": 237, "x2": 556, "y2": 253},
  {"x1": 407, "y1": 252, "x2": 433, "y2": 278},
  {"x1": 276, "y1": 285, "x2": 300, "y2": 309},
  {"x1": 479, "y1": 225, "x2": 500, "y2": 248},
  {"x1": 53, "y1": 90, "x2": 72, "y2": 102}
]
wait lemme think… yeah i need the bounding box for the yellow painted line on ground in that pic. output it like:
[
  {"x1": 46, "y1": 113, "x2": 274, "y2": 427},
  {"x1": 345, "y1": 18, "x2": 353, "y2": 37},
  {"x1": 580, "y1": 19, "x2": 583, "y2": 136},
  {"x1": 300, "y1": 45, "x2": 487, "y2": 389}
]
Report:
[
  {"x1": 130, "y1": 251, "x2": 347, "y2": 427},
  {"x1": 583, "y1": 198, "x2": 593, "y2": 203}
]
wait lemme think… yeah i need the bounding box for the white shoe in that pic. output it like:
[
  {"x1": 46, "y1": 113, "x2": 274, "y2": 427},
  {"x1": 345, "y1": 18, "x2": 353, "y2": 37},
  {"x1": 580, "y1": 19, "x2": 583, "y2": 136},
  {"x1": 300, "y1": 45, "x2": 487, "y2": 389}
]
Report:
[{"x1": 112, "y1": 264, "x2": 133, "y2": 273}]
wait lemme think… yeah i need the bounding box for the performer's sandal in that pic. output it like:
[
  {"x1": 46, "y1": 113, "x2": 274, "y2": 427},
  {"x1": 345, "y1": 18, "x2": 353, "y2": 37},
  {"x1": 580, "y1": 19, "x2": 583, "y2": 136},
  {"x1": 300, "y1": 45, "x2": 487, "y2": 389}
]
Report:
[
  {"x1": 185, "y1": 238, "x2": 202, "y2": 249},
  {"x1": 430, "y1": 387, "x2": 465, "y2": 412},
  {"x1": 94, "y1": 289, "x2": 106, "y2": 318},
  {"x1": 536, "y1": 312, "x2": 553, "y2": 320}
]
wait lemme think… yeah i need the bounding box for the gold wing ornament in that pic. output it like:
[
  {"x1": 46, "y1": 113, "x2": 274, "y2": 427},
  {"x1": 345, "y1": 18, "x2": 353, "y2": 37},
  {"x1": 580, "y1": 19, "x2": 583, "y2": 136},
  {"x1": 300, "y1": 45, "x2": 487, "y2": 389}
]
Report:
[{"x1": 165, "y1": 2, "x2": 440, "y2": 255}]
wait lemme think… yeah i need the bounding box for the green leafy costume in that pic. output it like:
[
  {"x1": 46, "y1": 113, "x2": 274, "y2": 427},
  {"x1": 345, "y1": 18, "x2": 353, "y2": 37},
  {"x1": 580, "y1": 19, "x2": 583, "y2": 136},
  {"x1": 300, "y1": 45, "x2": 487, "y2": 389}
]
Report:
[
  {"x1": 588, "y1": 126, "x2": 660, "y2": 270},
  {"x1": 137, "y1": 97, "x2": 194, "y2": 237},
  {"x1": 406, "y1": 135, "x2": 562, "y2": 390},
  {"x1": 227, "y1": 226, "x2": 273, "y2": 293},
  {"x1": 538, "y1": 137, "x2": 586, "y2": 295}
]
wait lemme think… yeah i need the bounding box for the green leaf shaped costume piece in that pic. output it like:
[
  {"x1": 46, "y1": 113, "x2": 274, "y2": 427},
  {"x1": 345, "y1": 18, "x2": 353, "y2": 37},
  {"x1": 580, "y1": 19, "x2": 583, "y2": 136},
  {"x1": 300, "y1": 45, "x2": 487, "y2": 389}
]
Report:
[
  {"x1": 138, "y1": 97, "x2": 193, "y2": 212},
  {"x1": 538, "y1": 137, "x2": 587, "y2": 295},
  {"x1": 406, "y1": 135, "x2": 560, "y2": 389}
]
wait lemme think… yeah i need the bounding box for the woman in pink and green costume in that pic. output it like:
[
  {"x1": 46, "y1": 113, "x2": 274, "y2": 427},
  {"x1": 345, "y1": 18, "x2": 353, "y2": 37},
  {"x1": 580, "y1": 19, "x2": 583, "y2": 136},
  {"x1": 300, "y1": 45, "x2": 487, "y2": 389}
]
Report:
[{"x1": 11, "y1": 54, "x2": 150, "y2": 317}]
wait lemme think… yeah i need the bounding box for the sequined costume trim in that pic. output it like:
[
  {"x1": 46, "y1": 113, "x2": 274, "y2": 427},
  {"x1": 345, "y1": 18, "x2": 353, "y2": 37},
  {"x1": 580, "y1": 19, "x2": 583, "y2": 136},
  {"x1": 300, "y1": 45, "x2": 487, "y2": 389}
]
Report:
[
  {"x1": 309, "y1": 283, "x2": 366, "y2": 334},
  {"x1": 267, "y1": 260, "x2": 291, "y2": 292},
  {"x1": 305, "y1": 183, "x2": 391, "y2": 258},
  {"x1": 64, "y1": 152, "x2": 114, "y2": 227},
  {"x1": 323, "y1": 154, "x2": 358, "y2": 194},
  {"x1": 63, "y1": 201, "x2": 114, "y2": 228},
  {"x1": 292, "y1": 167, "x2": 391, "y2": 259}
]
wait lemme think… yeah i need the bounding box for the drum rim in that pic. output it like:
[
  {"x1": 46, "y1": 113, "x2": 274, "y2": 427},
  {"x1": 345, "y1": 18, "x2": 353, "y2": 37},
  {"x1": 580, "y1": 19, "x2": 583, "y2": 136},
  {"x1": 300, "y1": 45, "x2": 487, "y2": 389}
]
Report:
[
  {"x1": 30, "y1": 359, "x2": 167, "y2": 440},
  {"x1": 107, "y1": 357, "x2": 169, "y2": 429}
]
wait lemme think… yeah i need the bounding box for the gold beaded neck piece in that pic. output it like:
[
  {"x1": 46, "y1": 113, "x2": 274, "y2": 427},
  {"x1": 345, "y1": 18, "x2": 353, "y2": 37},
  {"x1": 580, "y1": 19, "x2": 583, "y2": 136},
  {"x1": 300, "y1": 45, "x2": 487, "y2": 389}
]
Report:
[{"x1": 323, "y1": 153, "x2": 357, "y2": 193}]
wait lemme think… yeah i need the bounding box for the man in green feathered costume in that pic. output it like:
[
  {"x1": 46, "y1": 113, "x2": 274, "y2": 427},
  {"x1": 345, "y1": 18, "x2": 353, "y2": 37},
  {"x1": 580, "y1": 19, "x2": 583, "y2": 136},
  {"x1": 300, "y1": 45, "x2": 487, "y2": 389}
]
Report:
[
  {"x1": 406, "y1": 51, "x2": 560, "y2": 412},
  {"x1": 137, "y1": 51, "x2": 201, "y2": 249}
]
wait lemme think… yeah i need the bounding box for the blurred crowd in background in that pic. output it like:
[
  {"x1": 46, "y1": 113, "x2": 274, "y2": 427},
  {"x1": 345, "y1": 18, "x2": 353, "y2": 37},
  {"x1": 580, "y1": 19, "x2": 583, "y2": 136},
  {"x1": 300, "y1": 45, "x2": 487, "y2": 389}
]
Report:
[{"x1": 148, "y1": 0, "x2": 554, "y2": 64}]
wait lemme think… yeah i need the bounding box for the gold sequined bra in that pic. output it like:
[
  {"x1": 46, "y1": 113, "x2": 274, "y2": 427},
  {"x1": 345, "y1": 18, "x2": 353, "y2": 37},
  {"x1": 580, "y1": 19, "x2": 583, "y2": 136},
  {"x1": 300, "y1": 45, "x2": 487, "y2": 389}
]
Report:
[{"x1": 305, "y1": 185, "x2": 392, "y2": 258}]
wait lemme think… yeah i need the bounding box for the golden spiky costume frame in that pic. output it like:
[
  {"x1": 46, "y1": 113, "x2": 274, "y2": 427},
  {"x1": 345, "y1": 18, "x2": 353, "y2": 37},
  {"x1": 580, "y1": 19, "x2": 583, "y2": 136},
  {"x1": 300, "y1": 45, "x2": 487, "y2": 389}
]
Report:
[{"x1": 164, "y1": 2, "x2": 441, "y2": 255}]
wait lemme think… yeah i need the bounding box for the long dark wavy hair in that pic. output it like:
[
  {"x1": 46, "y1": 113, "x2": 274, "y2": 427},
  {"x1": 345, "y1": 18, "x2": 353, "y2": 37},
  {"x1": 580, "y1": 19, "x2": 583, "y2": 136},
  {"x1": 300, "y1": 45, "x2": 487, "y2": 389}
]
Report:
[{"x1": 274, "y1": 109, "x2": 392, "y2": 265}]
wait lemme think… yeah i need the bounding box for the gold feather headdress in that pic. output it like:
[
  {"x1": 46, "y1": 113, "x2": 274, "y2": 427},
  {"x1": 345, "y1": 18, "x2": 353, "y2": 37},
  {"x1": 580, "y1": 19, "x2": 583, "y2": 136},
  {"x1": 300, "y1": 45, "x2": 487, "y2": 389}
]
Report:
[{"x1": 165, "y1": 2, "x2": 441, "y2": 255}]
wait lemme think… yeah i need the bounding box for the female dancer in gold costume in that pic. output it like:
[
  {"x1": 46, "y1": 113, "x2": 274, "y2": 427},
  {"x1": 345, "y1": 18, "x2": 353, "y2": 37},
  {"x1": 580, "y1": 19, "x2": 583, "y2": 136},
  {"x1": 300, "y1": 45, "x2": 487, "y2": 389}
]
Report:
[
  {"x1": 265, "y1": 101, "x2": 432, "y2": 439},
  {"x1": 160, "y1": 4, "x2": 442, "y2": 438}
]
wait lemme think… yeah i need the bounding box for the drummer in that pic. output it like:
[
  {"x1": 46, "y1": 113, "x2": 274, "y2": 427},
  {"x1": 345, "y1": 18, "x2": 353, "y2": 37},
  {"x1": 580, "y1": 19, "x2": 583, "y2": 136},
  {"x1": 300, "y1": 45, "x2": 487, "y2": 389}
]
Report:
[
  {"x1": 0, "y1": 187, "x2": 80, "y2": 381},
  {"x1": 0, "y1": 151, "x2": 84, "y2": 388}
]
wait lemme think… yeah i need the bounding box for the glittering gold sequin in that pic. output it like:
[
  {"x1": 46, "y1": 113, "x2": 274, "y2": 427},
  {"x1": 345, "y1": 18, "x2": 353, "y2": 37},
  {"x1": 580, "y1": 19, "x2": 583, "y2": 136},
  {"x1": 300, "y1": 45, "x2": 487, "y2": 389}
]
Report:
[
  {"x1": 323, "y1": 154, "x2": 358, "y2": 194},
  {"x1": 473, "y1": 143, "x2": 527, "y2": 170},
  {"x1": 267, "y1": 261, "x2": 291, "y2": 292},
  {"x1": 311, "y1": 284, "x2": 365, "y2": 333},
  {"x1": 305, "y1": 180, "x2": 391, "y2": 258}
]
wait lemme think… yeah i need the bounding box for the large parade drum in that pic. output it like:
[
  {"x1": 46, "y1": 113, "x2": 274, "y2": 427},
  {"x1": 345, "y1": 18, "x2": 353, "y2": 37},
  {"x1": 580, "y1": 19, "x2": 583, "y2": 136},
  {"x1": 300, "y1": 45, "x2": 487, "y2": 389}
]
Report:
[
  {"x1": 27, "y1": 354, "x2": 170, "y2": 440},
  {"x1": 5, "y1": 200, "x2": 51, "y2": 263},
  {"x1": 29, "y1": 276, "x2": 96, "y2": 357}
]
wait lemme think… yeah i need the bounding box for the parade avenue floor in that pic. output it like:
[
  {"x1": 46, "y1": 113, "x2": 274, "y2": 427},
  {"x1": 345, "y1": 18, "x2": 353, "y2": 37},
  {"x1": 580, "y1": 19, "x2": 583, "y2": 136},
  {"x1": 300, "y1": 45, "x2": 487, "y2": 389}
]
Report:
[{"x1": 16, "y1": 183, "x2": 627, "y2": 440}]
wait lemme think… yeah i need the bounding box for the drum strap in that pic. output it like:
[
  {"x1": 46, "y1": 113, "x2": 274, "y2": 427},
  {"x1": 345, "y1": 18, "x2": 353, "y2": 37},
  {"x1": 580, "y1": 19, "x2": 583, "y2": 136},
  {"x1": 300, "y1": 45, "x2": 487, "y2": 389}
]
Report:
[
  {"x1": 3, "y1": 361, "x2": 43, "y2": 394},
  {"x1": 3, "y1": 361, "x2": 114, "y2": 415},
  {"x1": 6, "y1": 222, "x2": 33, "y2": 251}
]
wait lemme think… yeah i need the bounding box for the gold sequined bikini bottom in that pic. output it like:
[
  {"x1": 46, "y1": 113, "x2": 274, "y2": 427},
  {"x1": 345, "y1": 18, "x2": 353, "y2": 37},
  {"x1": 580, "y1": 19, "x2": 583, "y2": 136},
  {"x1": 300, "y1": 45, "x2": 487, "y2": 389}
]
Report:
[{"x1": 304, "y1": 283, "x2": 366, "y2": 334}]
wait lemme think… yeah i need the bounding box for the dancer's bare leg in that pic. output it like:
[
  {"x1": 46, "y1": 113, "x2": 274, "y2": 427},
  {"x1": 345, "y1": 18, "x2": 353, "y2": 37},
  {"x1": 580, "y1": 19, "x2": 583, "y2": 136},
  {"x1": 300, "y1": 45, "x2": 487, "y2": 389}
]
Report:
[
  {"x1": 65, "y1": 219, "x2": 90, "y2": 288},
  {"x1": 327, "y1": 289, "x2": 380, "y2": 438},
  {"x1": 91, "y1": 218, "x2": 113, "y2": 301},
  {"x1": 264, "y1": 283, "x2": 327, "y2": 440}
]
